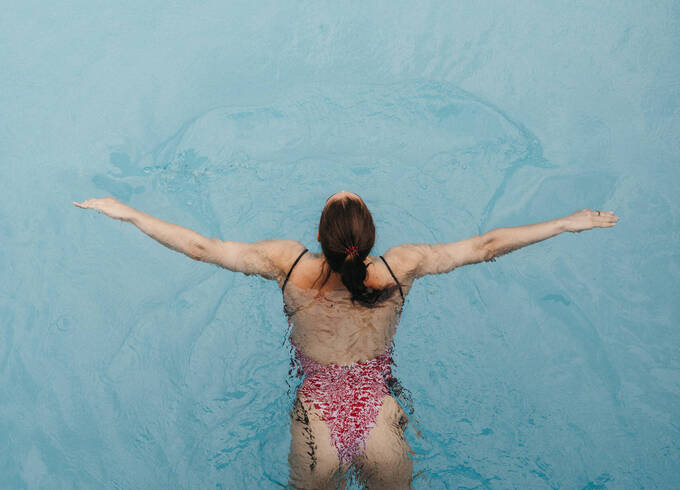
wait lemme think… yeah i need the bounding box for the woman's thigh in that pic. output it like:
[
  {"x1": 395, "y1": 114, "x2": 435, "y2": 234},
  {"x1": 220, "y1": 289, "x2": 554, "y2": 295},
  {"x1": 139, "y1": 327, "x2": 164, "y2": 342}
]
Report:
[
  {"x1": 354, "y1": 395, "x2": 414, "y2": 489},
  {"x1": 288, "y1": 397, "x2": 347, "y2": 490}
]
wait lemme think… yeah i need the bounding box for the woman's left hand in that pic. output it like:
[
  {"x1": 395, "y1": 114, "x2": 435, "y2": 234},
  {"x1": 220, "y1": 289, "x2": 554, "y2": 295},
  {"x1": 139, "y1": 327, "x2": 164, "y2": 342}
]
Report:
[{"x1": 73, "y1": 196, "x2": 134, "y2": 221}]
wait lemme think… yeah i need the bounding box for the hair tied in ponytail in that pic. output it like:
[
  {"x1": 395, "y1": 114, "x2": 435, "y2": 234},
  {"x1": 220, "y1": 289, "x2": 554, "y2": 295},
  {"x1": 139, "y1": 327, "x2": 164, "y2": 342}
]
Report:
[{"x1": 317, "y1": 193, "x2": 398, "y2": 307}]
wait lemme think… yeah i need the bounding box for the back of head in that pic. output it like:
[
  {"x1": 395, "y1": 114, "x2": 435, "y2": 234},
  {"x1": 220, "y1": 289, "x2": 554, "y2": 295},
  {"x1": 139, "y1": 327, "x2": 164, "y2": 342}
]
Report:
[{"x1": 317, "y1": 194, "x2": 397, "y2": 307}]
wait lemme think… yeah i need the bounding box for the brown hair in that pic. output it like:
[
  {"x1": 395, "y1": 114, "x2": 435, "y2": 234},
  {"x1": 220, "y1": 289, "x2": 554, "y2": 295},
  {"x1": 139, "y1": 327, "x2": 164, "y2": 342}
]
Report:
[{"x1": 314, "y1": 195, "x2": 398, "y2": 307}]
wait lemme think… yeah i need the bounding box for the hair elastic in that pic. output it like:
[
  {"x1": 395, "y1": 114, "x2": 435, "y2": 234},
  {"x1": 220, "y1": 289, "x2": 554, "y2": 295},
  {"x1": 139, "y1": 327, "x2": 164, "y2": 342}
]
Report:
[{"x1": 345, "y1": 245, "x2": 359, "y2": 257}]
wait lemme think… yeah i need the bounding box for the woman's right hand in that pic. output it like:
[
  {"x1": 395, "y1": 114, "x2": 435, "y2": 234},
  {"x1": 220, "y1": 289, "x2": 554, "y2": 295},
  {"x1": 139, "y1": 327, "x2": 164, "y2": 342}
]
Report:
[{"x1": 563, "y1": 208, "x2": 620, "y2": 233}]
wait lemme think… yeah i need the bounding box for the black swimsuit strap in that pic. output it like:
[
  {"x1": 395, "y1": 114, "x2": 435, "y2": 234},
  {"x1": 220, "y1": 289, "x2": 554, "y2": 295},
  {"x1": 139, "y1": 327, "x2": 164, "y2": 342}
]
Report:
[
  {"x1": 282, "y1": 248, "x2": 308, "y2": 294},
  {"x1": 379, "y1": 255, "x2": 404, "y2": 303}
]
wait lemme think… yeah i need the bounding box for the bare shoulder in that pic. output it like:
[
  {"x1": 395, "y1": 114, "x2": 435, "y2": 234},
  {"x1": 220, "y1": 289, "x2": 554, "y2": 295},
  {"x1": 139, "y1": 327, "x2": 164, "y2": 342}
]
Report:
[
  {"x1": 261, "y1": 239, "x2": 308, "y2": 272},
  {"x1": 211, "y1": 238, "x2": 306, "y2": 282},
  {"x1": 284, "y1": 250, "x2": 326, "y2": 289},
  {"x1": 379, "y1": 244, "x2": 424, "y2": 285}
]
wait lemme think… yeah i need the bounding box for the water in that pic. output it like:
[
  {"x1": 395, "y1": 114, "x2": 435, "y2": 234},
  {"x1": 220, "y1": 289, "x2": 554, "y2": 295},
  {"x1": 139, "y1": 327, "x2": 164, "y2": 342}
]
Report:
[{"x1": 2, "y1": 1, "x2": 679, "y2": 488}]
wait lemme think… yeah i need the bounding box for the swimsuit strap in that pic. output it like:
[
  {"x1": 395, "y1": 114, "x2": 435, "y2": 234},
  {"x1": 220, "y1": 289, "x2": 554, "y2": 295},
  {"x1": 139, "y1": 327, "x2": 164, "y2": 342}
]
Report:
[
  {"x1": 379, "y1": 255, "x2": 404, "y2": 303},
  {"x1": 282, "y1": 248, "x2": 308, "y2": 294}
]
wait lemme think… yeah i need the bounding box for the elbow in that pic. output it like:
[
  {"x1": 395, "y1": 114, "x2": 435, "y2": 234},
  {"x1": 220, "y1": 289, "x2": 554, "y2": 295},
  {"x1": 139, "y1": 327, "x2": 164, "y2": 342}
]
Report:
[
  {"x1": 188, "y1": 247, "x2": 204, "y2": 261},
  {"x1": 479, "y1": 234, "x2": 496, "y2": 262},
  {"x1": 188, "y1": 238, "x2": 212, "y2": 262}
]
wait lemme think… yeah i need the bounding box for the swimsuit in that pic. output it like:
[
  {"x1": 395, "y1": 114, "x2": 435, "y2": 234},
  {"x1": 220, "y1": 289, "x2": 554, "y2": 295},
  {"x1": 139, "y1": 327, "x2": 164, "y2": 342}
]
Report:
[{"x1": 282, "y1": 248, "x2": 405, "y2": 462}]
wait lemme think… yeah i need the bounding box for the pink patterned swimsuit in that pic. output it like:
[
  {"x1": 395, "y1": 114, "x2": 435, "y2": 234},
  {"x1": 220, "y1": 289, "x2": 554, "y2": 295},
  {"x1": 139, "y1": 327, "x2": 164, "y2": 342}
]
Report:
[{"x1": 294, "y1": 346, "x2": 394, "y2": 463}]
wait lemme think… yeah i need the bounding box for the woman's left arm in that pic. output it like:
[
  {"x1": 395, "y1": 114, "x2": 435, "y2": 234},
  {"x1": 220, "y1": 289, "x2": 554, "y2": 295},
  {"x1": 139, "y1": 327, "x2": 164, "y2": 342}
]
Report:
[{"x1": 73, "y1": 197, "x2": 304, "y2": 282}]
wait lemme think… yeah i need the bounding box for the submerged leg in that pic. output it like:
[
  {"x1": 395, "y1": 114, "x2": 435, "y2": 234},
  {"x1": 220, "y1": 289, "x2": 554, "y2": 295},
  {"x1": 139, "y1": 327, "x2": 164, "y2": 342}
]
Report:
[
  {"x1": 354, "y1": 395, "x2": 414, "y2": 489},
  {"x1": 288, "y1": 398, "x2": 347, "y2": 489}
]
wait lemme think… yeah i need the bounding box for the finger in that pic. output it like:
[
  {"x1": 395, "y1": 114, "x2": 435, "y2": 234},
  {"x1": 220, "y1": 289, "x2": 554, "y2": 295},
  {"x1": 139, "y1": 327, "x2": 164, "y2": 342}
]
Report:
[
  {"x1": 75, "y1": 199, "x2": 97, "y2": 209},
  {"x1": 598, "y1": 216, "x2": 618, "y2": 223}
]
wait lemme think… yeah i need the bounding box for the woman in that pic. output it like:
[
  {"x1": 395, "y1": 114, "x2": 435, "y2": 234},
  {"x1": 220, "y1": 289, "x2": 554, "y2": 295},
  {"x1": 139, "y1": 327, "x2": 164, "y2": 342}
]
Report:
[{"x1": 73, "y1": 191, "x2": 619, "y2": 488}]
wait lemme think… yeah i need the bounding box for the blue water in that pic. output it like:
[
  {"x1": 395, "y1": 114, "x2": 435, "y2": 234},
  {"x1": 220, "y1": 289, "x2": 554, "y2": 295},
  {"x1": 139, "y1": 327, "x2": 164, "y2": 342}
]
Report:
[{"x1": 2, "y1": 1, "x2": 679, "y2": 488}]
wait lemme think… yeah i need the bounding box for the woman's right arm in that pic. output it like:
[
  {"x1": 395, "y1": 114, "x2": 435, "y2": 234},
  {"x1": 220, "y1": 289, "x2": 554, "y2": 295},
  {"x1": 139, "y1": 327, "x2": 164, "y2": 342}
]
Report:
[
  {"x1": 384, "y1": 209, "x2": 619, "y2": 281},
  {"x1": 73, "y1": 196, "x2": 306, "y2": 283}
]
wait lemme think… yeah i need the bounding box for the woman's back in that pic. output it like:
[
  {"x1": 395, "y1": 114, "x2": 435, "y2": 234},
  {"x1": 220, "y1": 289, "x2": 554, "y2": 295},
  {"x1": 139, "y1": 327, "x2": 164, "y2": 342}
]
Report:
[{"x1": 282, "y1": 250, "x2": 409, "y2": 365}]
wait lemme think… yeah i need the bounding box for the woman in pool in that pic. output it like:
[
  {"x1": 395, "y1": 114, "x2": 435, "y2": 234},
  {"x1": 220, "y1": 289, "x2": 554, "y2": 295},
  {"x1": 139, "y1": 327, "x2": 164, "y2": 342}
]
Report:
[{"x1": 74, "y1": 191, "x2": 618, "y2": 488}]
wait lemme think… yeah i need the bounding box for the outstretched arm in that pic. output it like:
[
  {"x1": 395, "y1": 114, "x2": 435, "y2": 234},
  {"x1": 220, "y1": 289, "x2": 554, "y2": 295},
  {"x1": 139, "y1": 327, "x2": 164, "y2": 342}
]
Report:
[
  {"x1": 484, "y1": 209, "x2": 618, "y2": 262},
  {"x1": 384, "y1": 209, "x2": 620, "y2": 282},
  {"x1": 73, "y1": 197, "x2": 305, "y2": 282}
]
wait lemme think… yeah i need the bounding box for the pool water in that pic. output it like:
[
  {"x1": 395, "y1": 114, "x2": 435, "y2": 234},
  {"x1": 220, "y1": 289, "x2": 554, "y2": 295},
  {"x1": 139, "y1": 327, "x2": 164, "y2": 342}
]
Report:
[{"x1": 2, "y1": 1, "x2": 679, "y2": 488}]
